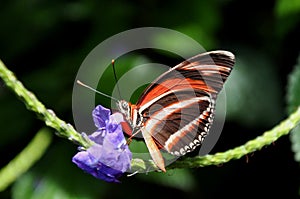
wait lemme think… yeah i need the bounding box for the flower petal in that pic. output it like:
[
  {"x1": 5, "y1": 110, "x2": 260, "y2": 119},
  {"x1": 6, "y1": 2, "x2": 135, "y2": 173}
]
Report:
[
  {"x1": 88, "y1": 130, "x2": 105, "y2": 145},
  {"x1": 72, "y1": 151, "x2": 98, "y2": 176},
  {"x1": 92, "y1": 105, "x2": 111, "y2": 129},
  {"x1": 72, "y1": 150, "x2": 123, "y2": 183}
]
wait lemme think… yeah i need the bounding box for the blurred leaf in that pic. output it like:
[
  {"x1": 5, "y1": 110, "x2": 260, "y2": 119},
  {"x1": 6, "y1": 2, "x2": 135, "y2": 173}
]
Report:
[
  {"x1": 12, "y1": 171, "x2": 77, "y2": 199},
  {"x1": 225, "y1": 49, "x2": 283, "y2": 127},
  {"x1": 290, "y1": 125, "x2": 300, "y2": 163},
  {"x1": 287, "y1": 54, "x2": 300, "y2": 114},
  {"x1": 176, "y1": 1, "x2": 222, "y2": 49},
  {"x1": 11, "y1": 172, "x2": 34, "y2": 199},
  {"x1": 152, "y1": 1, "x2": 221, "y2": 52},
  {"x1": 286, "y1": 53, "x2": 300, "y2": 163},
  {"x1": 153, "y1": 31, "x2": 201, "y2": 58},
  {"x1": 275, "y1": 0, "x2": 300, "y2": 39},
  {"x1": 177, "y1": 25, "x2": 216, "y2": 50},
  {"x1": 275, "y1": 0, "x2": 300, "y2": 17}
]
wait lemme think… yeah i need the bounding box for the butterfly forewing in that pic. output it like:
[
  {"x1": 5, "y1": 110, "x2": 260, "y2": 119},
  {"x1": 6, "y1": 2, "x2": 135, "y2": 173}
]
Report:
[{"x1": 135, "y1": 51, "x2": 235, "y2": 156}]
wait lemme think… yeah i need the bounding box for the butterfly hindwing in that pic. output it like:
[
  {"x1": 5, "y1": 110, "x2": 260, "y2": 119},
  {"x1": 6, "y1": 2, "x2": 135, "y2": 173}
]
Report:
[{"x1": 143, "y1": 91, "x2": 214, "y2": 155}]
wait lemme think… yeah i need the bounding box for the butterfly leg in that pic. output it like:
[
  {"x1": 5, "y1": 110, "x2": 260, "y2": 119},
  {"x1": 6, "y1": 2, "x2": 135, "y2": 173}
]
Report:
[
  {"x1": 125, "y1": 127, "x2": 141, "y2": 145},
  {"x1": 141, "y1": 128, "x2": 166, "y2": 172}
]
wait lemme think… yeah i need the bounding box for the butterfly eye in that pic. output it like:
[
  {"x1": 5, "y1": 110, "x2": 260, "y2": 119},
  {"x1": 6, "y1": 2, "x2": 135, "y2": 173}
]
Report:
[{"x1": 122, "y1": 101, "x2": 128, "y2": 109}]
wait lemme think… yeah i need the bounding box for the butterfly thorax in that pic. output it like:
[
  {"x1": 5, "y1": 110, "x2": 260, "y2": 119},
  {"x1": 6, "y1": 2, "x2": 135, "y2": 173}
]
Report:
[{"x1": 116, "y1": 100, "x2": 143, "y2": 129}]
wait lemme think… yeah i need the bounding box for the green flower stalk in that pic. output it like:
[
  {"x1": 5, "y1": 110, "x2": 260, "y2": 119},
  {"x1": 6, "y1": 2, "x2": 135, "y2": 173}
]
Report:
[
  {"x1": 0, "y1": 59, "x2": 300, "y2": 183},
  {"x1": 0, "y1": 60, "x2": 92, "y2": 149},
  {"x1": 168, "y1": 106, "x2": 300, "y2": 168}
]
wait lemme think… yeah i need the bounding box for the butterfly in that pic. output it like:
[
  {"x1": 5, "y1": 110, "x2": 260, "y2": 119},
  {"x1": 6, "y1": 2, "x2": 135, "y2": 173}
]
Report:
[{"x1": 116, "y1": 50, "x2": 235, "y2": 172}]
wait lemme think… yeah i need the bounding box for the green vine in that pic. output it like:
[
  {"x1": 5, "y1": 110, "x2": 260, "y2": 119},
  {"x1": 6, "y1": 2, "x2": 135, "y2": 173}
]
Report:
[
  {"x1": 0, "y1": 59, "x2": 300, "y2": 187},
  {"x1": 169, "y1": 107, "x2": 300, "y2": 168}
]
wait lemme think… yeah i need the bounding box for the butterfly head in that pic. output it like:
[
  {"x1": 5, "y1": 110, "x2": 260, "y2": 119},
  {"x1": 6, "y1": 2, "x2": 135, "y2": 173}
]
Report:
[{"x1": 116, "y1": 100, "x2": 131, "y2": 121}]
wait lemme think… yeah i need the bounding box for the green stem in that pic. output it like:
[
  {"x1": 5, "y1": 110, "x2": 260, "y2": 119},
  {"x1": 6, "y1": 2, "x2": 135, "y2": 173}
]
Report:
[
  {"x1": 130, "y1": 107, "x2": 300, "y2": 171},
  {"x1": 0, "y1": 60, "x2": 92, "y2": 149},
  {"x1": 1, "y1": 59, "x2": 300, "y2": 173},
  {"x1": 168, "y1": 106, "x2": 300, "y2": 169},
  {"x1": 0, "y1": 128, "x2": 52, "y2": 191}
]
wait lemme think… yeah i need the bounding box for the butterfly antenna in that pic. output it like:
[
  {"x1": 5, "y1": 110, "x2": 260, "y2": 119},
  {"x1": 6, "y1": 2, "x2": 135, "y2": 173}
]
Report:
[
  {"x1": 111, "y1": 59, "x2": 122, "y2": 99},
  {"x1": 76, "y1": 80, "x2": 119, "y2": 102}
]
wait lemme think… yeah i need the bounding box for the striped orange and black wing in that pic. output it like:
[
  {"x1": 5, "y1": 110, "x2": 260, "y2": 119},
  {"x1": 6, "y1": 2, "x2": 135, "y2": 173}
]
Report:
[{"x1": 136, "y1": 50, "x2": 235, "y2": 156}]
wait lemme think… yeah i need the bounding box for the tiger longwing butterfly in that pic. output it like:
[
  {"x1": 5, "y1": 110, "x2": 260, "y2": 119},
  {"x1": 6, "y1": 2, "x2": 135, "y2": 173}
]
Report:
[{"x1": 116, "y1": 50, "x2": 235, "y2": 172}]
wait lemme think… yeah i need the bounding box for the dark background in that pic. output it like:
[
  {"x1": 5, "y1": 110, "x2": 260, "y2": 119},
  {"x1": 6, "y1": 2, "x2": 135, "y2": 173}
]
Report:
[{"x1": 0, "y1": 0, "x2": 300, "y2": 198}]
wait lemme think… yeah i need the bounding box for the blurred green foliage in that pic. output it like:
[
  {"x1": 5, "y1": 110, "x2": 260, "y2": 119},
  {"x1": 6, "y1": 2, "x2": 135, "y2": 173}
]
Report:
[
  {"x1": 288, "y1": 55, "x2": 300, "y2": 163},
  {"x1": 0, "y1": 0, "x2": 300, "y2": 199}
]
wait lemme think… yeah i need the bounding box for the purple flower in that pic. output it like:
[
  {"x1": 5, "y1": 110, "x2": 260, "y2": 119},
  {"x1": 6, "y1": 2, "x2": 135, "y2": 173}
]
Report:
[{"x1": 72, "y1": 105, "x2": 132, "y2": 183}]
